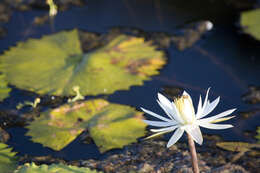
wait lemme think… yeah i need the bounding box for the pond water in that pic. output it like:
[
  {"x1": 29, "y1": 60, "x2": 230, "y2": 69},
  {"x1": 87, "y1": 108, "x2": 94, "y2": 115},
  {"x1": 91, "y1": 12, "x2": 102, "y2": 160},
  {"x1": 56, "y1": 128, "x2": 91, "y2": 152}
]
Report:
[{"x1": 0, "y1": 0, "x2": 259, "y2": 161}]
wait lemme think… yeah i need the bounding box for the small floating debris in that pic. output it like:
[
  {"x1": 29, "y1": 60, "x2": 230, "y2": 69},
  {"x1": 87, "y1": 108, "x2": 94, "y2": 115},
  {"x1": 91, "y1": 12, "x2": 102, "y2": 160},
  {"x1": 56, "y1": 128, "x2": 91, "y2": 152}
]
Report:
[
  {"x1": 242, "y1": 85, "x2": 260, "y2": 104},
  {"x1": 172, "y1": 20, "x2": 214, "y2": 50}
]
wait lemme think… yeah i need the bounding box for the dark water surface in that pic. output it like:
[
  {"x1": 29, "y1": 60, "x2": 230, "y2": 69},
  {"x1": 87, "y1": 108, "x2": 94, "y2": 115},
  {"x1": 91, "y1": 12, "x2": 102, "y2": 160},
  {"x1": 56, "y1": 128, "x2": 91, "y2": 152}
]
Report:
[{"x1": 0, "y1": 0, "x2": 259, "y2": 160}]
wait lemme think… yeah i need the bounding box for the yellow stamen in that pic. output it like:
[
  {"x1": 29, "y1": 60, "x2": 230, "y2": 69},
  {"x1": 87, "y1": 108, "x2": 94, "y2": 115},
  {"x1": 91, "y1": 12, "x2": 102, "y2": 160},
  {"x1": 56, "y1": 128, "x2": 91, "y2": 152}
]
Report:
[{"x1": 174, "y1": 95, "x2": 195, "y2": 124}]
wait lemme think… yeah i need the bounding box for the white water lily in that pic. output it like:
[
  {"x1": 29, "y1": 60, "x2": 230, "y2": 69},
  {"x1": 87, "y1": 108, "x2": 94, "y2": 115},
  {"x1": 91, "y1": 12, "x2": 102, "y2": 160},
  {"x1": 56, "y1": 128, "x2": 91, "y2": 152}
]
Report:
[{"x1": 141, "y1": 88, "x2": 236, "y2": 148}]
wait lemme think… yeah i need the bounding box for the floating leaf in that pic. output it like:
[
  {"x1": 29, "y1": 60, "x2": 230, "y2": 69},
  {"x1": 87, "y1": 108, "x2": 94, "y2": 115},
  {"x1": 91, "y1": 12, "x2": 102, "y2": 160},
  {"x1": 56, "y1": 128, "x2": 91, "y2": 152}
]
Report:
[
  {"x1": 0, "y1": 73, "x2": 11, "y2": 101},
  {"x1": 15, "y1": 162, "x2": 102, "y2": 173},
  {"x1": 0, "y1": 29, "x2": 165, "y2": 96},
  {"x1": 26, "y1": 99, "x2": 146, "y2": 153},
  {"x1": 240, "y1": 9, "x2": 260, "y2": 41},
  {"x1": 0, "y1": 143, "x2": 17, "y2": 173},
  {"x1": 256, "y1": 127, "x2": 260, "y2": 143},
  {"x1": 216, "y1": 142, "x2": 260, "y2": 152}
]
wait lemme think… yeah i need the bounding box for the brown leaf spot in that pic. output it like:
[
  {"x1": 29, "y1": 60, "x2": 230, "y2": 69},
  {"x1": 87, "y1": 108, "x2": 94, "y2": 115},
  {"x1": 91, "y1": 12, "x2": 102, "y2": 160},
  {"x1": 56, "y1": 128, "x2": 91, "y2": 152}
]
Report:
[
  {"x1": 53, "y1": 108, "x2": 62, "y2": 113},
  {"x1": 125, "y1": 59, "x2": 149, "y2": 75},
  {"x1": 50, "y1": 113, "x2": 57, "y2": 120},
  {"x1": 110, "y1": 57, "x2": 120, "y2": 64},
  {"x1": 61, "y1": 103, "x2": 86, "y2": 114},
  {"x1": 92, "y1": 67, "x2": 104, "y2": 72},
  {"x1": 112, "y1": 46, "x2": 122, "y2": 52},
  {"x1": 97, "y1": 123, "x2": 107, "y2": 129},
  {"x1": 85, "y1": 108, "x2": 92, "y2": 114},
  {"x1": 69, "y1": 129, "x2": 80, "y2": 135},
  {"x1": 48, "y1": 120, "x2": 65, "y2": 127},
  {"x1": 95, "y1": 100, "x2": 109, "y2": 111},
  {"x1": 134, "y1": 112, "x2": 144, "y2": 119}
]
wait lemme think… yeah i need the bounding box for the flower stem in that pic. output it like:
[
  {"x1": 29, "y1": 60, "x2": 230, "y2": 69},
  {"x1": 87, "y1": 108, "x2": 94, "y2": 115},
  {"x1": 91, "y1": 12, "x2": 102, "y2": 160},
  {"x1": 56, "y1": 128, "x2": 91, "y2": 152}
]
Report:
[{"x1": 187, "y1": 133, "x2": 199, "y2": 173}]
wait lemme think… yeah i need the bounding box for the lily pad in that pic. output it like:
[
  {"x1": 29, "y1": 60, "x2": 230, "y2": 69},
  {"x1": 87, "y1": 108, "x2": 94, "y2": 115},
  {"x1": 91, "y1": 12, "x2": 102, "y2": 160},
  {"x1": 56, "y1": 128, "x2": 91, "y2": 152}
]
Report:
[
  {"x1": 0, "y1": 29, "x2": 165, "y2": 96},
  {"x1": 15, "y1": 162, "x2": 102, "y2": 173},
  {"x1": 0, "y1": 143, "x2": 17, "y2": 173},
  {"x1": 216, "y1": 142, "x2": 260, "y2": 152},
  {"x1": 0, "y1": 73, "x2": 11, "y2": 101},
  {"x1": 26, "y1": 99, "x2": 146, "y2": 153},
  {"x1": 240, "y1": 9, "x2": 260, "y2": 41},
  {"x1": 256, "y1": 127, "x2": 260, "y2": 143}
]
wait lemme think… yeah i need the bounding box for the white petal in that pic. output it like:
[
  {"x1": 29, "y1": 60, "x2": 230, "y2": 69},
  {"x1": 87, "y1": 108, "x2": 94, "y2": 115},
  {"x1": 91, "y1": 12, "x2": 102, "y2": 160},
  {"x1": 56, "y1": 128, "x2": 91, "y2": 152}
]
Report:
[
  {"x1": 145, "y1": 130, "x2": 171, "y2": 139},
  {"x1": 157, "y1": 93, "x2": 178, "y2": 120},
  {"x1": 157, "y1": 100, "x2": 175, "y2": 120},
  {"x1": 206, "y1": 97, "x2": 220, "y2": 114},
  {"x1": 143, "y1": 120, "x2": 177, "y2": 127},
  {"x1": 167, "y1": 128, "x2": 184, "y2": 148},
  {"x1": 158, "y1": 93, "x2": 173, "y2": 112},
  {"x1": 198, "y1": 108, "x2": 236, "y2": 123},
  {"x1": 199, "y1": 88, "x2": 210, "y2": 119},
  {"x1": 199, "y1": 97, "x2": 220, "y2": 119},
  {"x1": 141, "y1": 107, "x2": 172, "y2": 122},
  {"x1": 157, "y1": 93, "x2": 183, "y2": 123},
  {"x1": 196, "y1": 95, "x2": 202, "y2": 118},
  {"x1": 184, "y1": 125, "x2": 203, "y2": 145},
  {"x1": 183, "y1": 90, "x2": 195, "y2": 105},
  {"x1": 182, "y1": 90, "x2": 191, "y2": 97},
  {"x1": 150, "y1": 125, "x2": 179, "y2": 132},
  {"x1": 198, "y1": 122, "x2": 233, "y2": 129},
  {"x1": 210, "y1": 116, "x2": 235, "y2": 123},
  {"x1": 203, "y1": 88, "x2": 210, "y2": 106}
]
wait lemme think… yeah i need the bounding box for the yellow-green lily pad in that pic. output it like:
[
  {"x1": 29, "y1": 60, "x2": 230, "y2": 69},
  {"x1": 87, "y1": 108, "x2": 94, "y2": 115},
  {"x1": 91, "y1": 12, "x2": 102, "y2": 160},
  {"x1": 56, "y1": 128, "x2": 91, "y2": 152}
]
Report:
[
  {"x1": 240, "y1": 9, "x2": 260, "y2": 41},
  {"x1": 216, "y1": 142, "x2": 260, "y2": 152},
  {"x1": 14, "y1": 162, "x2": 102, "y2": 173},
  {"x1": 26, "y1": 99, "x2": 146, "y2": 153},
  {"x1": 0, "y1": 143, "x2": 17, "y2": 173},
  {"x1": 0, "y1": 73, "x2": 11, "y2": 101},
  {"x1": 0, "y1": 29, "x2": 165, "y2": 96},
  {"x1": 256, "y1": 127, "x2": 260, "y2": 143}
]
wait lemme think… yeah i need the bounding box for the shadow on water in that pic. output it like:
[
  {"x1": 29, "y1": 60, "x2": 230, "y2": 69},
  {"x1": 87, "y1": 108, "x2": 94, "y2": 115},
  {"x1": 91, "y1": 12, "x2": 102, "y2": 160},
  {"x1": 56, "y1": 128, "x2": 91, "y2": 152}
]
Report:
[
  {"x1": 6, "y1": 127, "x2": 101, "y2": 160},
  {"x1": 0, "y1": 0, "x2": 259, "y2": 160}
]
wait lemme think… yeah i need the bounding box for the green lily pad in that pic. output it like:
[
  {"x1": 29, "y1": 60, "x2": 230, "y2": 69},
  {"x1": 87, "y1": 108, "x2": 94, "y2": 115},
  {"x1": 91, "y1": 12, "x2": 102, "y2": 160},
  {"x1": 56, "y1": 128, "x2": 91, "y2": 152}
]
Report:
[
  {"x1": 240, "y1": 9, "x2": 260, "y2": 41},
  {"x1": 26, "y1": 99, "x2": 146, "y2": 153},
  {"x1": 15, "y1": 162, "x2": 102, "y2": 173},
  {"x1": 0, "y1": 143, "x2": 17, "y2": 173},
  {"x1": 0, "y1": 73, "x2": 11, "y2": 101},
  {"x1": 216, "y1": 142, "x2": 260, "y2": 152},
  {"x1": 0, "y1": 29, "x2": 165, "y2": 96},
  {"x1": 256, "y1": 127, "x2": 260, "y2": 143}
]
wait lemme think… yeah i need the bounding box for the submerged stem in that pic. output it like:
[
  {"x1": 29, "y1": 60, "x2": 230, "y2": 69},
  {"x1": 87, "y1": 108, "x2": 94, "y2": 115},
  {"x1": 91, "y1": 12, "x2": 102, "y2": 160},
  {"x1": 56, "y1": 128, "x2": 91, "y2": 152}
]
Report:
[{"x1": 187, "y1": 133, "x2": 199, "y2": 173}]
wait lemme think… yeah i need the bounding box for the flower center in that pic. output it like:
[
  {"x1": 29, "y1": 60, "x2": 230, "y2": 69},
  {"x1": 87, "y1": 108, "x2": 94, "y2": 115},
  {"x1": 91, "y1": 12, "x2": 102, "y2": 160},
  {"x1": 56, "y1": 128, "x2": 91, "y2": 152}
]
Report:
[{"x1": 174, "y1": 95, "x2": 195, "y2": 124}]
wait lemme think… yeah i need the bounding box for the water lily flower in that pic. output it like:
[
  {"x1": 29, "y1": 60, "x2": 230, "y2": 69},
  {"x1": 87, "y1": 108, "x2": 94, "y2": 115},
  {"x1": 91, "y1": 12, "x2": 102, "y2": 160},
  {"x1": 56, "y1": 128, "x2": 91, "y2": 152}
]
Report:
[{"x1": 141, "y1": 88, "x2": 235, "y2": 148}]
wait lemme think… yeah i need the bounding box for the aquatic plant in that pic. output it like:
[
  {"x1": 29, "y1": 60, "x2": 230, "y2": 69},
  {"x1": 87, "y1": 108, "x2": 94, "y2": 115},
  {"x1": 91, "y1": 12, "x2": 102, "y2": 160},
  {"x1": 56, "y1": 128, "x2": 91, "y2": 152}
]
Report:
[
  {"x1": 217, "y1": 142, "x2": 260, "y2": 152},
  {"x1": 0, "y1": 73, "x2": 11, "y2": 102},
  {"x1": 0, "y1": 143, "x2": 17, "y2": 173},
  {"x1": 0, "y1": 29, "x2": 165, "y2": 96},
  {"x1": 46, "y1": 0, "x2": 58, "y2": 17},
  {"x1": 15, "y1": 162, "x2": 102, "y2": 173},
  {"x1": 141, "y1": 88, "x2": 236, "y2": 173},
  {"x1": 240, "y1": 8, "x2": 260, "y2": 41},
  {"x1": 68, "y1": 86, "x2": 84, "y2": 103},
  {"x1": 26, "y1": 99, "x2": 146, "y2": 153},
  {"x1": 217, "y1": 142, "x2": 260, "y2": 162},
  {"x1": 16, "y1": 98, "x2": 41, "y2": 110},
  {"x1": 256, "y1": 127, "x2": 260, "y2": 143}
]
